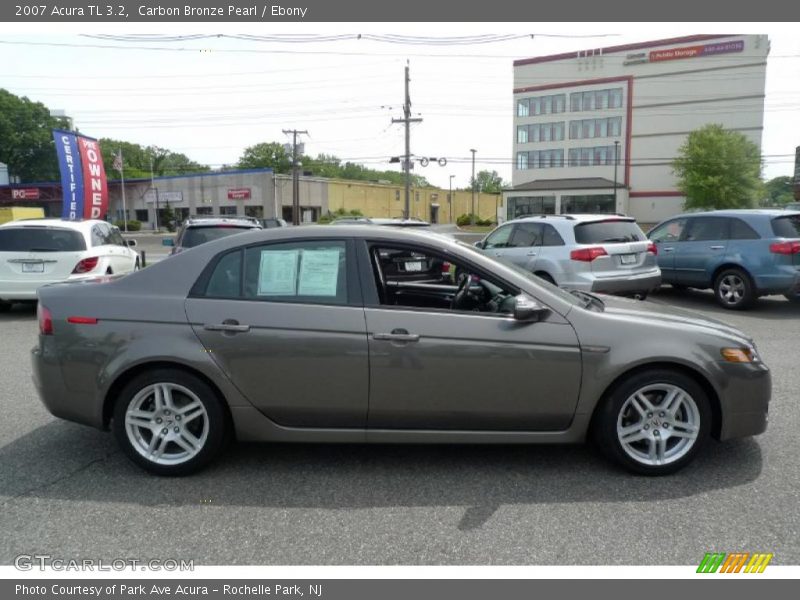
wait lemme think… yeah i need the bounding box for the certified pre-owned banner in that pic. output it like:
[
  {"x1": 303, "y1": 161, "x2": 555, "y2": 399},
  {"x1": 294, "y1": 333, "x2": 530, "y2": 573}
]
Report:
[{"x1": 52, "y1": 130, "x2": 108, "y2": 220}]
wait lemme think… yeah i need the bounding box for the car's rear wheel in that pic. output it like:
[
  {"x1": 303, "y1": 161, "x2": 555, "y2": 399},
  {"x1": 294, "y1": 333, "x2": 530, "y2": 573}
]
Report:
[
  {"x1": 594, "y1": 369, "x2": 711, "y2": 475},
  {"x1": 0, "y1": 301, "x2": 11, "y2": 313},
  {"x1": 535, "y1": 272, "x2": 555, "y2": 285},
  {"x1": 112, "y1": 369, "x2": 228, "y2": 475},
  {"x1": 713, "y1": 268, "x2": 755, "y2": 310},
  {"x1": 784, "y1": 292, "x2": 800, "y2": 303}
]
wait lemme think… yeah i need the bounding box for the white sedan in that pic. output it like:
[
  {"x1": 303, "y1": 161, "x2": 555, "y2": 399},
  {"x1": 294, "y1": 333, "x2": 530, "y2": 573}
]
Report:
[{"x1": 0, "y1": 218, "x2": 139, "y2": 310}]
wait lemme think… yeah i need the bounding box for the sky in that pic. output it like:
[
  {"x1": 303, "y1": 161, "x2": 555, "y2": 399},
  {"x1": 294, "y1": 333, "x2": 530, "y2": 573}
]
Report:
[{"x1": 2, "y1": 22, "x2": 799, "y2": 190}]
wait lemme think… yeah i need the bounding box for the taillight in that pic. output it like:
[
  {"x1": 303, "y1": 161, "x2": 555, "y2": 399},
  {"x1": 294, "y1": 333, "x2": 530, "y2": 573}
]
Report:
[
  {"x1": 570, "y1": 247, "x2": 608, "y2": 262},
  {"x1": 72, "y1": 256, "x2": 99, "y2": 274},
  {"x1": 769, "y1": 241, "x2": 800, "y2": 255},
  {"x1": 38, "y1": 304, "x2": 53, "y2": 335},
  {"x1": 646, "y1": 242, "x2": 658, "y2": 255},
  {"x1": 67, "y1": 316, "x2": 99, "y2": 325}
]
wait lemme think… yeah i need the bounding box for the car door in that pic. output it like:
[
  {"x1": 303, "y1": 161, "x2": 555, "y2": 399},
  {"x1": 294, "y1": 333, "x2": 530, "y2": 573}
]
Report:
[
  {"x1": 480, "y1": 223, "x2": 515, "y2": 259},
  {"x1": 184, "y1": 238, "x2": 370, "y2": 428},
  {"x1": 108, "y1": 226, "x2": 136, "y2": 272},
  {"x1": 673, "y1": 217, "x2": 730, "y2": 286},
  {"x1": 499, "y1": 222, "x2": 543, "y2": 271},
  {"x1": 648, "y1": 218, "x2": 687, "y2": 281},
  {"x1": 360, "y1": 240, "x2": 582, "y2": 431}
]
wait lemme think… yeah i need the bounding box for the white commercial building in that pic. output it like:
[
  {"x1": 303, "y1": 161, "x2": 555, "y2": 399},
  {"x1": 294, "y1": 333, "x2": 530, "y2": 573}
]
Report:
[{"x1": 506, "y1": 34, "x2": 769, "y2": 225}]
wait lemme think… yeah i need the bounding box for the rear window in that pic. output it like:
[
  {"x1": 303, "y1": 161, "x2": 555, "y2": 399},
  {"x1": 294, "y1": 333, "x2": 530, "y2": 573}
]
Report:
[
  {"x1": 181, "y1": 226, "x2": 255, "y2": 248},
  {"x1": 0, "y1": 227, "x2": 87, "y2": 252},
  {"x1": 573, "y1": 220, "x2": 644, "y2": 244},
  {"x1": 772, "y1": 215, "x2": 800, "y2": 238}
]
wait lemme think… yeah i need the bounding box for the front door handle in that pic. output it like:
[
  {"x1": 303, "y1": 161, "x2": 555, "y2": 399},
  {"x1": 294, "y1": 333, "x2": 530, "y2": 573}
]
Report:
[
  {"x1": 373, "y1": 328, "x2": 420, "y2": 343},
  {"x1": 204, "y1": 319, "x2": 250, "y2": 333},
  {"x1": 662, "y1": 247, "x2": 675, "y2": 253},
  {"x1": 709, "y1": 245, "x2": 725, "y2": 250},
  {"x1": 526, "y1": 251, "x2": 537, "y2": 256}
]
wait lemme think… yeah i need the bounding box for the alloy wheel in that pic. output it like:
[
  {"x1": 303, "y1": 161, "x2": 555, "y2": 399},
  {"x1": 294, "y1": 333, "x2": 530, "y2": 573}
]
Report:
[{"x1": 717, "y1": 274, "x2": 745, "y2": 306}]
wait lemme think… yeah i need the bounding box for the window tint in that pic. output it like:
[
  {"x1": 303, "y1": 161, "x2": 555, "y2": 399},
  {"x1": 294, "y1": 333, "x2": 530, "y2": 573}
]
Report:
[
  {"x1": 205, "y1": 250, "x2": 242, "y2": 298},
  {"x1": 243, "y1": 240, "x2": 348, "y2": 305},
  {"x1": 542, "y1": 224, "x2": 565, "y2": 246},
  {"x1": 729, "y1": 218, "x2": 760, "y2": 240},
  {"x1": 772, "y1": 215, "x2": 800, "y2": 238},
  {"x1": 109, "y1": 227, "x2": 127, "y2": 246},
  {"x1": 0, "y1": 227, "x2": 86, "y2": 252},
  {"x1": 683, "y1": 217, "x2": 728, "y2": 242},
  {"x1": 509, "y1": 223, "x2": 542, "y2": 247},
  {"x1": 483, "y1": 225, "x2": 514, "y2": 249},
  {"x1": 182, "y1": 225, "x2": 255, "y2": 248},
  {"x1": 91, "y1": 225, "x2": 107, "y2": 247},
  {"x1": 574, "y1": 220, "x2": 644, "y2": 244},
  {"x1": 649, "y1": 219, "x2": 686, "y2": 243}
]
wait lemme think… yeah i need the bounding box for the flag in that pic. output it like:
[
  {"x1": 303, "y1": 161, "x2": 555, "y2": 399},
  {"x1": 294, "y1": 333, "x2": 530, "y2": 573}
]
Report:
[
  {"x1": 52, "y1": 130, "x2": 85, "y2": 220},
  {"x1": 113, "y1": 150, "x2": 123, "y2": 173}
]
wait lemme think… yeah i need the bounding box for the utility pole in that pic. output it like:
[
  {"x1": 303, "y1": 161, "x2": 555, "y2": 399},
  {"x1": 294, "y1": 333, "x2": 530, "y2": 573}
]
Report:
[
  {"x1": 470, "y1": 149, "x2": 477, "y2": 226},
  {"x1": 282, "y1": 129, "x2": 308, "y2": 225},
  {"x1": 392, "y1": 62, "x2": 423, "y2": 219},
  {"x1": 149, "y1": 156, "x2": 159, "y2": 231},
  {"x1": 613, "y1": 140, "x2": 620, "y2": 210},
  {"x1": 449, "y1": 174, "x2": 455, "y2": 224}
]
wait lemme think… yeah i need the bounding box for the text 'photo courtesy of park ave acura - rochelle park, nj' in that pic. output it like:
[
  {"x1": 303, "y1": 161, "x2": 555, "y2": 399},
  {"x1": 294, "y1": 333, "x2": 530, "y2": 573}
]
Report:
[{"x1": 1, "y1": 9, "x2": 799, "y2": 590}]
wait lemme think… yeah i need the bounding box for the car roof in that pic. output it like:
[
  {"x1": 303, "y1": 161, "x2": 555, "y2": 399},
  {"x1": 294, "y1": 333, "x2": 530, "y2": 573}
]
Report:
[
  {"x1": 0, "y1": 218, "x2": 107, "y2": 230},
  {"x1": 673, "y1": 209, "x2": 800, "y2": 219},
  {"x1": 183, "y1": 217, "x2": 261, "y2": 228},
  {"x1": 509, "y1": 213, "x2": 634, "y2": 225}
]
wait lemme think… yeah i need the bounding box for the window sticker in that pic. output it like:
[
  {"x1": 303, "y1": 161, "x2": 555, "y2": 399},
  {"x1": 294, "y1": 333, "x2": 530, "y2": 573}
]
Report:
[
  {"x1": 257, "y1": 249, "x2": 299, "y2": 295},
  {"x1": 297, "y1": 249, "x2": 341, "y2": 297}
]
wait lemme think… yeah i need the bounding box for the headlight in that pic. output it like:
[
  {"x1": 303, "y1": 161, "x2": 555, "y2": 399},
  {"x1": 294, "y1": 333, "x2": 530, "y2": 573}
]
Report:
[{"x1": 721, "y1": 346, "x2": 761, "y2": 363}]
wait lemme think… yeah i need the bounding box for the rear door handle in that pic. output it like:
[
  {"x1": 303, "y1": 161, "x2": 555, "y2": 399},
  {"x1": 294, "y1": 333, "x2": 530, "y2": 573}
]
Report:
[
  {"x1": 526, "y1": 251, "x2": 537, "y2": 256},
  {"x1": 204, "y1": 319, "x2": 250, "y2": 333},
  {"x1": 662, "y1": 247, "x2": 675, "y2": 253},
  {"x1": 373, "y1": 328, "x2": 420, "y2": 343},
  {"x1": 709, "y1": 245, "x2": 725, "y2": 250}
]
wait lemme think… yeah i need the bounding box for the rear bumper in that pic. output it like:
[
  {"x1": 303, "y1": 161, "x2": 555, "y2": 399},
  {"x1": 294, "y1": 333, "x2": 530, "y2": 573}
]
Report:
[
  {"x1": 716, "y1": 362, "x2": 771, "y2": 440},
  {"x1": 1, "y1": 274, "x2": 106, "y2": 301},
  {"x1": 588, "y1": 271, "x2": 662, "y2": 295},
  {"x1": 752, "y1": 267, "x2": 800, "y2": 296}
]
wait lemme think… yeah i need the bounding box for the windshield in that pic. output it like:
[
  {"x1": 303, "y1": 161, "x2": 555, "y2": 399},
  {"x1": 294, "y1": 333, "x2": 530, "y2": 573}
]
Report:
[
  {"x1": 574, "y1": 220, "x2": 645, "y2": 244},
  {"x1": 181, "y1": 226, "x2": 255, "y2": 248},
  {"x1": 0, "y1": 227, "x2": 87, "y2": 252}
]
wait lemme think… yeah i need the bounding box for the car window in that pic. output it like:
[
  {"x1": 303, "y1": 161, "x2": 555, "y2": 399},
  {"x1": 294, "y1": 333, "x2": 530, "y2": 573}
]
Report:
[
  {"x1": 541, "y1": 224, "x2": 565, "y2": 246},
  {"x1": 682, "y1": 217, "x2": 728, "y2": 242},
  {"x1": 574, "y1": 219, "x2": 645, "y2": 244},
  {"x1": 483, "y1": 224, "x2": 514, "y2": 249},
  {"x1": 109, "y1": 227, "x2": 127, "y2": 246},
  {"x1": 242, "y1": 240, "x2": 348, "y2": 305},
  {"x1": 91, "y1": 225, "x2": 107, "y2": 247},
  {"x1": 729, "y1": 218, "x2": 760, "y2": 240},
  {"x1": 649, "y1": 218, "x2": 686, "y2": 243},
  {"x1": 0, "y1": 227, "x2": 87, "y2": 252},
  {"x1": 181, "y1": 225, "x2": 255, "y2": 248},
  {"x1": 509, "y1": 223, "x2": 542, "y2": 247},
  {"x1": 204, "y1": 250, "x2": 243, "y2": 298},
  {"x1": 772, "y1": 215, "x2": 800, "y2": 238}
]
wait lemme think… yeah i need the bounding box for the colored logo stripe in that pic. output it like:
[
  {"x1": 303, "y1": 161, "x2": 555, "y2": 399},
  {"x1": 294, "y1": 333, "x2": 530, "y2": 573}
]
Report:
[
  {"x1": 697, "y1": 553, "x2": 726, "y2": 573},
  {"x1": 745, "y1": 553, "x2": 773, "y2": 573},
  {"x1": 697, "y1": 552, "x2": 773, "y2": 573}
]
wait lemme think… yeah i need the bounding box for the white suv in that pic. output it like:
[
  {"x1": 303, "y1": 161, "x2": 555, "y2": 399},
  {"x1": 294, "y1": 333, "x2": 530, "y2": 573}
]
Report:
[
  {"x1": 0, "y1": 219, "x2": 139, "y2": 310},
  {"x1": 476, "y1": 214, "x2": 661, "y2": 298}
]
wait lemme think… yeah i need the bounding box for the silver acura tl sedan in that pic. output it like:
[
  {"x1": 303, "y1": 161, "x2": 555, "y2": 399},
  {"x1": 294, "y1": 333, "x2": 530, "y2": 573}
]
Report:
[{"x1": 32, "y1": 226, "x2": 770, "y2": 476}]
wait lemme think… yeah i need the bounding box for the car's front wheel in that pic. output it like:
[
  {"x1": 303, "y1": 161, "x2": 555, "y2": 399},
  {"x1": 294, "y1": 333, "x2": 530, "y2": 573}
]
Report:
[
  {"x1": 594, "y1": 369, "x2": 711, "y2": 475},
  {"x1": 112, "y1": 369, "x2": 228, "y2": 475}
]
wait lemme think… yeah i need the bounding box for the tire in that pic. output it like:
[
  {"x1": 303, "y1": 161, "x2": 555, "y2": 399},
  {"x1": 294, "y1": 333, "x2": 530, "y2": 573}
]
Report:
[
  {"x1": 0, "y1": 301, "x2": 11, "y2": 313},
  {"x1": 112, "y1": 369, "x2": 229, "y2": 476},
  {"x1": 784, "y1": 292, "x2": 800, "y2": 303},
  {"x1": 713, "y1": 268, "x2": 755, "y2": 310},
  {"x1": 593, "y1": 369, "x2": 711, "y2": 475}
]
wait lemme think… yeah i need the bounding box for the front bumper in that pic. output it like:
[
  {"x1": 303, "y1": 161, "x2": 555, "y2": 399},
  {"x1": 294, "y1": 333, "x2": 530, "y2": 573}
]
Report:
[{"x1": 716, "y1": 362, "x2": 771, "y2": 440}]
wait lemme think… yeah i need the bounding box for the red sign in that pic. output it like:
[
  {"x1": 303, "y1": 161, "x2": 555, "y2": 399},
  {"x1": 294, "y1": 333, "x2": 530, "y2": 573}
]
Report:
[
  {"x1": 77, "y1": 137, "x2": 109, "y2": 219},
  {"x1": 227, "y1": 188, "x2": 251, "y2": 200},
  {"x1": 650, "y1": 40, "x2": 744, "y2": 63},
  {"x1": 11, "y1": 188, "x2": 40, "y2": 200}
]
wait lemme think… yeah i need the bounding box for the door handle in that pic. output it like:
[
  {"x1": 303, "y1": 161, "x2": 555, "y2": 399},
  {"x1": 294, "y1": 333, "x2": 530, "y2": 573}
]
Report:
[
  {"x1": 662, "y1": 247, "x2": 675, "y2": 252},
  {"x1": 709, "y1": 245, "x2": 725, "y2": 250},
  {"x1": 204, "y1": 319, "x2": 250, "y2": 333},
  {"x1": 373, "y1": 328, "x2": 420, "y2": 343},
  {"x1": 526, "y1": 251, "x2": 537, "y2": 256}
]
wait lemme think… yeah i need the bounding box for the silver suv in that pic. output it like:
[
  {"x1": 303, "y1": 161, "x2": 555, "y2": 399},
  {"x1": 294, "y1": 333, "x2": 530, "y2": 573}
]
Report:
[{"x1": 476, "y1": 214, "x2": 661, "y2": 297}]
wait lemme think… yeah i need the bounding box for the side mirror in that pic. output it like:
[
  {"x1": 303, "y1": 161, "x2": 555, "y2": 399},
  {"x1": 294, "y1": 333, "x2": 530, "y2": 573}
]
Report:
[
  {"x1": 162, "y1": 238, "x2": 175, "y2": 247},
  {"x1": 513, "y1": 295, "x2": 549, "y2": 323},
  {"x1": 473, "y1": 240, "x2": 485, "y2": 249},
  {"x1": 126, "y1": 239, "x2": 137, "y2": 248}
]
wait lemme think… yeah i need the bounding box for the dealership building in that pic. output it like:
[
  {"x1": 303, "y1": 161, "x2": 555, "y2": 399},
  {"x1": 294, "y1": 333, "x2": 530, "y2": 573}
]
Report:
[{"x1": 505, "y1": 34, "x2": 770, "y2": 225}]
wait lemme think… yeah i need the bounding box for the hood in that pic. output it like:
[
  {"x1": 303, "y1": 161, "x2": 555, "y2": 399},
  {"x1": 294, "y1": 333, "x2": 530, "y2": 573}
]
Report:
[{"x1": 598, "y1": 294, "x2": 753, "y2": 346}]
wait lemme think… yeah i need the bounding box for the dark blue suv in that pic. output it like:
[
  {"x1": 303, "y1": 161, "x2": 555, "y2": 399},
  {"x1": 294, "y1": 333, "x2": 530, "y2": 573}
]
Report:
[{"x1": 648, "y1": 210, "x2": 800, "y2": 309}]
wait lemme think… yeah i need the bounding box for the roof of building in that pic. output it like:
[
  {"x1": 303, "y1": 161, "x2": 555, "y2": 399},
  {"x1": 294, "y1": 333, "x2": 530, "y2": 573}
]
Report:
[
  {"x1": 507, "y1": 177, "x2": 626, "y2": 192},
  {"x1": 513, "y1": 34, "x2": 739, "y2": 67}
]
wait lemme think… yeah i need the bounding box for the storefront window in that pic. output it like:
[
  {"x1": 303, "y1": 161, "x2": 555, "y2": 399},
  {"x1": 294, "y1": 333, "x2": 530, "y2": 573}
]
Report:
[{"x1": 561, "y1": 195, "x2": 616, "y2": 214}]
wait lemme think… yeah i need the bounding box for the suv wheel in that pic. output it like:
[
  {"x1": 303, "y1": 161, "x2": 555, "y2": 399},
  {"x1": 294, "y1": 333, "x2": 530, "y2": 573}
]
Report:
[
  {"x1": 112, "y1": 369, "x2": 228, "y2": 475},
  {"x1": 713, "y1": 268, "x2": 755, "y2": 310},
  {"x1": 0, "y1": 300, "x2": 11, "y2": 313},
  {"x1": 594, "y1": 369, "x2": 711, "y2": 475}
]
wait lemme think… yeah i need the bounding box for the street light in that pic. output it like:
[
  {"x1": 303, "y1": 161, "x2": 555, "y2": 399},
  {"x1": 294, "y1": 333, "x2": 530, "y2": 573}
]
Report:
[
  {"x1": 470, "y1": 149, "x2": 477, "y2": 226},
  {"x1": 613, "y1": 140, "x2": 620, "y2": 210},
  {"x1": 449, "y1": 174, "x2": 455, "y2": 224}
]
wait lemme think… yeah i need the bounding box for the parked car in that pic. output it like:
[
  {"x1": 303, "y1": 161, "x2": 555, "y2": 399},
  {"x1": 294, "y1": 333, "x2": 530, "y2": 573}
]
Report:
[
  {"x1": 329, "y1": 217, "x2": 432, "y2": 228},
  {"x1": 166, "y1": 216, "x2": 262, "y2": 255},
  {"x1": 475, "y1": 214, "x2": 660, "y2": 298},
  {"x1": 259, "y1": 218, "x2": 289, "y2": 229},
  {"x1": 648, "y1": 210, "x2": 800, "y2": 309},
  {"x1": 33, "y1": 226, "x2": 769, "y2": 476},
  {"x1": 0, "y1": 218, "x2": 139, "y2": 311}
]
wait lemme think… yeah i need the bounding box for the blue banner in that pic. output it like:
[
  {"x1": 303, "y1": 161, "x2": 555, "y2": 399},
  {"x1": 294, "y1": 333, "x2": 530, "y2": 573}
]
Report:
[{"x1": 52, "y1": 129, "x2": 84, "y2": 220}]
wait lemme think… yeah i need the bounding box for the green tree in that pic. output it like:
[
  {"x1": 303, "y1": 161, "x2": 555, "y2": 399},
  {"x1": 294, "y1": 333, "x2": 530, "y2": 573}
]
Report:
[
  {"x1": 0, "y1": 89, "x2": 72, "y2": 182},
  {"x1": 237, "y1": 142, "x2": 292, "y2": 173},
  {"x1": 99, "y1": 139, "x2": 208, "y2": 179},
  {"x1": 470, "y1": 170, "x2": 506, "y2": 193},
  {"x1": 673, "y1": 124, "x2": 762, "y2": 210},
  {"x1": 763, "y1": 176, "x2": 795, "y2": 206}
]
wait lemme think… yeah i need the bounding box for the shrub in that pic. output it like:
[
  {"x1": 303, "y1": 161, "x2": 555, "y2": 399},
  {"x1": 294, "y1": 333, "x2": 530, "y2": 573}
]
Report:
[{"x1": 114, "y1": 220, "x2": 141, "y2": 231}]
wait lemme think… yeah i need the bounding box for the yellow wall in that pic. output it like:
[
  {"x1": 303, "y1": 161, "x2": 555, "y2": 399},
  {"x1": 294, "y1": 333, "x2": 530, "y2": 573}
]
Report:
[
  {"x1": 0, "y1": 206, "x2": 45, "y2": 225},
  {"x1": 326, "y1": 180, "x2": 500, "y2": 224}
]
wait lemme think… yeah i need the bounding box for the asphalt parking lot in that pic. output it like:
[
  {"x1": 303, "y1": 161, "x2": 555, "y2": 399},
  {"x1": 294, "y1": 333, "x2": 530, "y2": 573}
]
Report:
[{"x1": 0, "y1": 288, "x2": 797, "y2": 565}]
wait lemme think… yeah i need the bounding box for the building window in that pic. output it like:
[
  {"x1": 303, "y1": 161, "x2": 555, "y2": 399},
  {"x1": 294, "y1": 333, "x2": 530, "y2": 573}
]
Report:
[
  {"x1": 196, "y1": 206, "x2": 213, "y2": 215},
  {"x1": 135, "y1": 209, "x2": 148, "y2": 222},
  {"x1": 219, "y1": 206, "x2": 237, "y2": 216},
  {"x1": 516, "y1": 152, "x2": 529, "y2": 170},
  {"x1": 517, "y1": 125, "x2": 528, "y2": 144},
  {"x1": 517, "y1": 122, "x2": 565, "y2": 145},
  {"x1": 507, "y1": 196, "x2": 556, "y2": 220},
  {"x1": 569, "y1": 88, "x2": 624, "y2": 113},
  {"x1": 415, "y1": 192, "x2": 420, "y2": 202},
  {"x1": 395, "y1": 190, "x2": 400, "y2": 201},
  {"x1": 517, "y1": 99, "x2": 529, "y2": 117},
  {"x1": 521, "y1": 149, "x2": 564, "y2": 169},
  {"x1": 568, "y1": 145, "x2": 618, "y2": 167},
  {"x1": 561, "y1": 195, "x2": 615, "y2": 214},
  {"x1": 517, "y1": 93, "x2": 566, "y2": 116}
]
